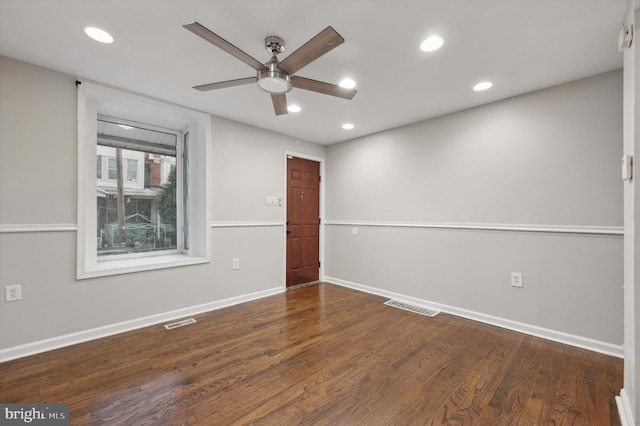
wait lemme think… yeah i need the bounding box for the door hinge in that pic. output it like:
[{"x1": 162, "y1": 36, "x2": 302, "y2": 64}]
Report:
[
  {"x1": 618, "y1": 24, "x2": 633, "y2": 51},
  {"x1": 319, "y1": 261, "x2": 321, "y2": 268},
  {"x1": 622, "y1": 155, "x2": 633, "y2": 181}
]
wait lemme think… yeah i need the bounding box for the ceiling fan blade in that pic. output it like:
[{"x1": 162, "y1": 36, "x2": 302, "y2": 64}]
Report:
[
  {"x1": 278, "y1": 26, "x2": 344, "y2": 75},
  {"x1": 184, "y1": 22, "x2": 268, "y2": 71},
  {"x1": 193, "y1": 77, "x2": 257, "y2": 91},
  {"x1": 292, "y1": 76, "x2": 357, "y2": 100},
  {"x1": 271, "y1": 93, "x2": 288, "y2": 116}
]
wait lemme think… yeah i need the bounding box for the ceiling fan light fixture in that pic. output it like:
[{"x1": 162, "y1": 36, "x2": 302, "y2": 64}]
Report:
[{"x1": 257, "y1": 62, "x2": 292, "y2": 93}]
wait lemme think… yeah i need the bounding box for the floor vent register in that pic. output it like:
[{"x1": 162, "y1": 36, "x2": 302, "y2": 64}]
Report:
[
  {"x1": 384, "y1": 300, "x2": 440, "y2": 317},
  {"x1": 164, "y1": 318, "x2": 197, "y2": 330}
]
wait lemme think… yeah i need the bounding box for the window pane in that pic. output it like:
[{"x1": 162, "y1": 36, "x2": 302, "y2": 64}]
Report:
[
  {"x1": 108, "y1": 157, "x2": 117, "y2": 180},
  {"x1": 97, "y1": 155, "x2": 102, "y2": 179},
  {"x1": 127, "y1": 159, "x2": 137, "y2": 182},
  {"x1": 97, "y1": 145, "x2": 177, "y2": 257}
]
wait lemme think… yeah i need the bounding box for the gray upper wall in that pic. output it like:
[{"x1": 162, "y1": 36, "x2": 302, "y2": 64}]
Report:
[
  {"x1": 211, "y1": 115, "x2": 325, "y2": 223},
  {"x1": 0, "y1": 56, "x2": 78, "y2": 225},
  {"x1": 326, "y1": 70, "x2": 623, "y2": 227},
  {"x1": 0, "y1": 55, "x2": 326, "y2": 227}
]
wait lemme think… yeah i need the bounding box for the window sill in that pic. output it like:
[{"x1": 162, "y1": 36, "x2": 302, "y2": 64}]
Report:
[{"x1": 78, "y1": 254, "x2": 210, "y2": 280}]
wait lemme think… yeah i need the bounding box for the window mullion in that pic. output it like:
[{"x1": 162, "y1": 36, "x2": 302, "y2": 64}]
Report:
[{"x1": 175, "y1": 130, "x2": 185, "y2": 253}]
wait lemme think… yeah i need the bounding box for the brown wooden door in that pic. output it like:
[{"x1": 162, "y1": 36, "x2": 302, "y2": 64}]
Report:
[{"x1": 286, "y1": 156, "x2": 320, "y2": 287}]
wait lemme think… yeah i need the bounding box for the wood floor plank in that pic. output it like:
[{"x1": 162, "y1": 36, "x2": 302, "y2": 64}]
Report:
[{"x1": 0, "y1": 283, "x2": 623, "y2": 425}]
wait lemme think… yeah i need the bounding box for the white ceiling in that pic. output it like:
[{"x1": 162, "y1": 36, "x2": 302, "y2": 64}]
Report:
[{"x1": 0, "y1": 0, "x2": 628, "y2": 145}]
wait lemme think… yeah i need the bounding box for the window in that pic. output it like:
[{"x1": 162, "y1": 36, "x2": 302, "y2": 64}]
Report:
[
  {"x1": 126, "y1": 159, "x2": 138, "y2": 182},
  {"x1": 77, "y1": 81, "x2": 211, "y2": 279},
  {"x1": 97, "y1": 155, "x2": 102, "y2": 179},
  {"x1": 108, "y1": 157, "x2": 117, "y2": 179}
]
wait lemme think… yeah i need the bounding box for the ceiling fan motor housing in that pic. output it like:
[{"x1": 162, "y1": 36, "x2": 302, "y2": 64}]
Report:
[{"x1": 257, "y1": 36, "x2": 292, "y2": 94}]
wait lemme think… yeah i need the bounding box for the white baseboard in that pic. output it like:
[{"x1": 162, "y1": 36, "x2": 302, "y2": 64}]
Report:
[
  {"x1": 325, "y1": 277, "x2": 624, "y2": 358},
  {"x1": 0, "y1": 287, "x2": 283, "y2": 363},
  {"x1": 2, "y1": 279, "x2": 624, "y2": 363},
  {"x1": 616, "y1": 388, "x2": 635, "y2": 426}
]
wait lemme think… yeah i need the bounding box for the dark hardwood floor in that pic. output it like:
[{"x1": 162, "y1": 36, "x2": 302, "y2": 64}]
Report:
[{"x1": 0, "y1": 283, "x2": 622, "y2": 425}]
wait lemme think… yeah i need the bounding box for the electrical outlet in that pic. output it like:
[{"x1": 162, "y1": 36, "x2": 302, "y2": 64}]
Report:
[
  {"x1": 5, "y1": 285, "x2": 22, "y2": 302},
  {"x1": 511, "y1": 272, "x2": 523, "y2": 288},
  {"x1": 232, "y1": 258, "x2": 240, "y2": 270}
]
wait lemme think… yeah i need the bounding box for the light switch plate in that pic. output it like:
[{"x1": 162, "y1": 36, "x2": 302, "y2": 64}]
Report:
[{"x1": 264, "y1": 196, "x2": 279, "y2": 206}]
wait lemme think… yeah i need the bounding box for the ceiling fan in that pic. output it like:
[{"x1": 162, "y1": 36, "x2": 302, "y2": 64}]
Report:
[{"x1": 183, "y1": 22, "x2": 357, "y2": 116}]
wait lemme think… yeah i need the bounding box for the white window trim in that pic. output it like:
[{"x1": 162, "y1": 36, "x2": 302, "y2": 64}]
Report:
[{"x1": 77, "y1": 81, "x2": 211, "y2": 279}]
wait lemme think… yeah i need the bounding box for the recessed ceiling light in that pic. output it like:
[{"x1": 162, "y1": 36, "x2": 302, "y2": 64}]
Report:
[
  {"x1": 342, "y1": 123, "x2": 354, "y2": 130},
  {"x1": 473, "y1": 81, "x2": 493, "y2": 91},
  {"x1": 420, "y1": 36, "x2": 444, "y2": 52},
  {"x1": 339, "y1": 78, "x2": 356, "y2": 89},
  {"x1": 287, "y1": 105, "x2": 301, "y2": 113},
  {"x1": 84, "y1": 27, "x2": 114, "y2": 44}
]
